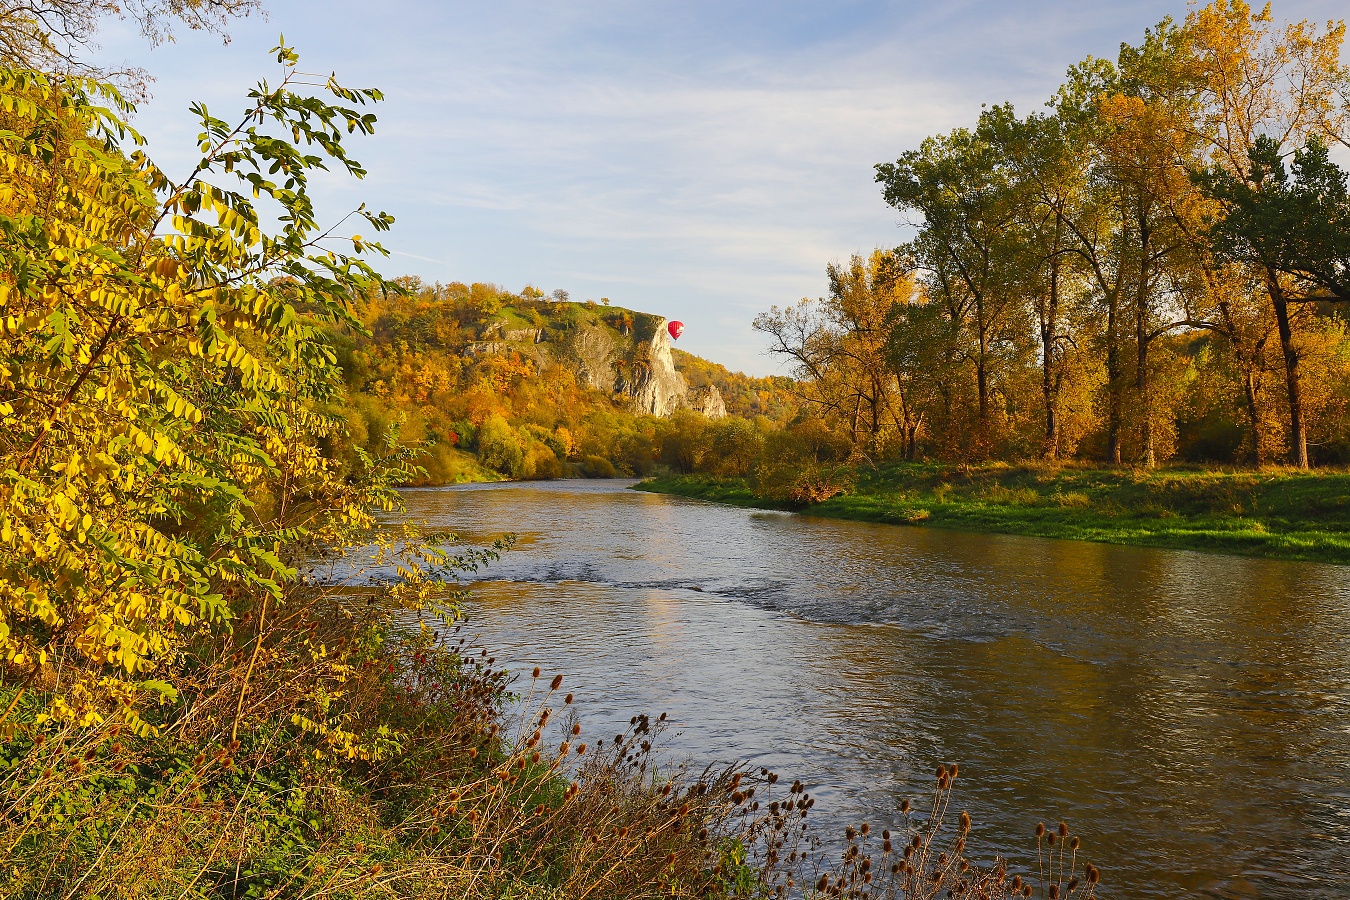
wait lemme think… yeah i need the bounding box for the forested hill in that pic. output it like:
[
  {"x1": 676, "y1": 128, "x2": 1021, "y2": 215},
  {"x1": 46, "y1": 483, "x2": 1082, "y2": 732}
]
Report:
[{"x1": 326, "y1": 278, "x2": 799, "y2": 484}]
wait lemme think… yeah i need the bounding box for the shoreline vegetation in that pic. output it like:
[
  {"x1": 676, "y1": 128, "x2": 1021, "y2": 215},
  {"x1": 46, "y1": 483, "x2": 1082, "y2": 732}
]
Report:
[{"x1": 634, "y1": 464, "x2": 1350, "y2": 565}]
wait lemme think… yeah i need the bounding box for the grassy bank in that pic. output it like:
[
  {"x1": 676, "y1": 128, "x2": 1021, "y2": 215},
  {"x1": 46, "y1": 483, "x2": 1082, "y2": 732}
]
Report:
[{"x1": 635, "y1": 463, "x2": 1350, "y2": 564}]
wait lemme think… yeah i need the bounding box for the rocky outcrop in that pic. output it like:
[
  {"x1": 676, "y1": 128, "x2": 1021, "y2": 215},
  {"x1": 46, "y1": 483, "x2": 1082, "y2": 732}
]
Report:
[
  {"x1": 464, "y1": 341, "x2": 508, "y2": 358},
  {"x1": 562, "y1": 325, "x2": 617, "y2": 390},
  {"x1": 690, "y1": 385, "x2": 727, "y2": 418},
  {"x1": 626, "y1": 319, "x2": 688, "y2": 417},
  {"x1": 466, "y1": 312, "x2": 724, "y2": 419}
]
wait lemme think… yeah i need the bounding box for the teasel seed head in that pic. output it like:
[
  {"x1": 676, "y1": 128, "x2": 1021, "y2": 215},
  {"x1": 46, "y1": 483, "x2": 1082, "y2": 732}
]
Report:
[{"x1": 1058, "y1": 821, "x2": 1069, "y2": 837}]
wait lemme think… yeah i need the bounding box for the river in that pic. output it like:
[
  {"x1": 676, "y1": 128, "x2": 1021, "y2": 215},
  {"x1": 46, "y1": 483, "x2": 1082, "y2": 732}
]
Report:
[{"x1": 392, "y1": 479, "x2": 1350, "y2": 899}]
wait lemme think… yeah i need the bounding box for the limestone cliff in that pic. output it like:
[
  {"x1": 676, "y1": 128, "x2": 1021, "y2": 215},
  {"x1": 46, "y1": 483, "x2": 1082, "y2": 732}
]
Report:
[
  {"x1": 624, "y1": 318, "x2": 689, "y2": 417},
  {"x1": 472, "y1": 306, "x2": 726, "y2": 418},
  {"x1": 562, "y1": 325, "x2": 617, "y2": 390},
  {"x1": 690, "y1": 385, "x2": 727, "y2": 418}
]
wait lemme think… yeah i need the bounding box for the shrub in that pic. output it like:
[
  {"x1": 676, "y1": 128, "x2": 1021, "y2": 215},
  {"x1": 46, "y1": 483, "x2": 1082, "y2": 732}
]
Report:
[
  {"x1": 523, "y1": 441, "x2": 564, "y2": 480},
  {"x1": 480, "y1": 414, "x2": 526, "y2": 476},
  {"x1": 707, "y1": 418, "x2": 765, "y2": 477},
  {"x1": 581, "y1": 455, "x2": 618, "y2": 478}
]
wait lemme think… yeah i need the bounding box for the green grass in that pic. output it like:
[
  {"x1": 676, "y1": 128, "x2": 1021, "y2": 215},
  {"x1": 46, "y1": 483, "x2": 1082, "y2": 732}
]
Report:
[{"x1": 635, "y1": 463, "x2": 1350, "y2": 564}]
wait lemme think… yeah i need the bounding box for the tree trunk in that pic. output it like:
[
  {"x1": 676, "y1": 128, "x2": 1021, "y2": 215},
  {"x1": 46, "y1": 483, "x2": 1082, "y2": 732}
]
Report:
[
  {"x1": 1215, "y1": 295, "x2": 1265, "y2": 467},
  {"x1": 1242, "y1": 369, "x2": 1264, "y2": 467},
  {"x1": 976, "y1": 359, "x2": 989, "y2": 426},
  {"x1": 1137, "y1": 334, "x2": 1154, "y2": 468},
  {"x1": 1269, "y1": 275, "x2": 1309, "y2": 468},
  {"x1": 1135, "y1": 217, "x2": 1155, "y2": 469},
  {"x1": 1106, "y1": 291, "x2": 1122, "y2": 465},
  {"x1": 1041, "y1": 254, "x2": 1060, "y2": 460}
]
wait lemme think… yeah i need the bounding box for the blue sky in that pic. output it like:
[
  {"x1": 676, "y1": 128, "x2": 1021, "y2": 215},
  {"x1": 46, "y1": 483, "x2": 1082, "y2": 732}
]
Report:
[{"x1": 90, "y1": 1, "x2": 1348, "y2": 375}]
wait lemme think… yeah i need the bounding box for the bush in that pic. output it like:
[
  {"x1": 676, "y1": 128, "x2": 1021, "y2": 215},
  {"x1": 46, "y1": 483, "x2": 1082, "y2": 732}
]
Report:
[
  {"x1": 754, "y1": 430, "x2": 854, "y2": 504},
  {"x1": 523, "y1": 440, "x2": 564, "y2": 479},
  {"x1": 581, "y1": 454, "x2": 619, "y2": 478},
  {"x1": 707, "y1": 418, "x2": 765, "y2": 477},
  {"x1": 479, "y1": 414, "x2": 526, "y2": 476}
]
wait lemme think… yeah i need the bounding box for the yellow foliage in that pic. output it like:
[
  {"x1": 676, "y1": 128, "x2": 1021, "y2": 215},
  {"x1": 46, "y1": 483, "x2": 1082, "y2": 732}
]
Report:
[{"x1": 0, "y1": 57, "x2": 403, "y2": 727}]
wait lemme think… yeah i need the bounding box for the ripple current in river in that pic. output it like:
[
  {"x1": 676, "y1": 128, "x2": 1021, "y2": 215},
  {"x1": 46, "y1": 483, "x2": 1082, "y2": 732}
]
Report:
[{"x1": 391, "y1": 479, "x2": 1350, "y2": 899}]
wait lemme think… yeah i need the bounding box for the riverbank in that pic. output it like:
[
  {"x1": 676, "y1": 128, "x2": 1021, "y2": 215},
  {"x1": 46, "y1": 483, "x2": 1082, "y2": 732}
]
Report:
[{"x1": 635, "y1": 463, "x2": 1350, "y2": 564}]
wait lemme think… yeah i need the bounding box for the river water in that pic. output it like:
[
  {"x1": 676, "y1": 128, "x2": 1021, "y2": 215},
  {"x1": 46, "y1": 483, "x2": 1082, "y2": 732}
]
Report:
[{"x1": 393, "y1": 479, "x2": 1350, "y2": 899}]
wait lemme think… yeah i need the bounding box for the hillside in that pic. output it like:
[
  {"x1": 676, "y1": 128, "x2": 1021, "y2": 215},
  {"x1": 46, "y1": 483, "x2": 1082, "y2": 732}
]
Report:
[{"x1": 326, "y1": 279, "x2": 800, "y2": 484}]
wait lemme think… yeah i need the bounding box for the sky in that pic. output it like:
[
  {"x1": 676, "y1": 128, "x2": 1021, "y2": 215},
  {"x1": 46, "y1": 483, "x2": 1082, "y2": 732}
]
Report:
[{"x1": 89, "y1": 0, "x2": 1349, "y2": 375}]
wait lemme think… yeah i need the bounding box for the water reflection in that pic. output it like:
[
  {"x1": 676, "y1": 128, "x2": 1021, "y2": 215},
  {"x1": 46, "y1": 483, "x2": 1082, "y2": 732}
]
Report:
[{"x1": 392, "y1": 480, "x2": 1350, "y2": 899}]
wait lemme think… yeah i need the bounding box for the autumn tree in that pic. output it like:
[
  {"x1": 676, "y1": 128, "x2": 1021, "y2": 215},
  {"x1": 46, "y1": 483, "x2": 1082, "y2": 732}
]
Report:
[
  {"x1": 876, "y1": 124, "x2": 1028, "y2": 454},
  {"x1": 0, "y1": 0, "x2": 261, "y2": 92},
  {"x1": 1051, "y1": 22, "x2": 1207, "y2": 467},
  {"x1": 754, "y1": 250, "x2": 915, "y2": 458},
  {"x1": 980, "y1": 106, "x2": 1094, "y2": 458},
  {"x1": 1185, "y1": 0, "x2": 1349, "y2": 467}
]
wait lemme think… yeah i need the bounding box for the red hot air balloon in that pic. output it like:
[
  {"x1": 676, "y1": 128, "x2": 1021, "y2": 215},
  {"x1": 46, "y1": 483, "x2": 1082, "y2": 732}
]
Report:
[{"x1": 668, "y1": 320, "x2": 684, "y2": 341}]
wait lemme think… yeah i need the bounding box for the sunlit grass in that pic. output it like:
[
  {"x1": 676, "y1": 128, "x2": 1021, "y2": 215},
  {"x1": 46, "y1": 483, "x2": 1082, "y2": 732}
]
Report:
[{"x1": 636, "y1": 464, "x2": 1350, "y2": 564}]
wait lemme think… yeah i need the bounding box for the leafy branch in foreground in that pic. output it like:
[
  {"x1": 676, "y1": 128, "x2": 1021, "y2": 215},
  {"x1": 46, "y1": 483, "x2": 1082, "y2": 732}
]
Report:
[{"x1": 0, "y1": 43, "x2": 401, "y2": 731}]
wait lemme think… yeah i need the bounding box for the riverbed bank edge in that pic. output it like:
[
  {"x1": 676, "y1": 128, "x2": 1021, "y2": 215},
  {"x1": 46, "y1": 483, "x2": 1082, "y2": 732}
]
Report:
[{"x1": 633, "y1": 466, "x2": 1350, "y2": 565}]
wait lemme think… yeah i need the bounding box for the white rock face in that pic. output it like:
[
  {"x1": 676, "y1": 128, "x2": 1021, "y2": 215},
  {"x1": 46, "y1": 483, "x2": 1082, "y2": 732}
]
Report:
[
  {"x1": 469, "y1": 313, "x2": 725, "y2": 419},
  {"x1": 690, "y1": 385, "x2": 727, "y2": 418},
  {"x1": 628, "y1": 319, "x2": 689, "y2": 417},
  {"x1": 564, "y1": 325, "x2": 617, "y2": 390}
]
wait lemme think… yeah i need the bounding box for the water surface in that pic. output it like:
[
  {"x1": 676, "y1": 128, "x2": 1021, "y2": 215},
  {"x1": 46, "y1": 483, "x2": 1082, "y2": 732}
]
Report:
[{"x1": 394, "y1": 479, "x2": 1350, "y2": 899}]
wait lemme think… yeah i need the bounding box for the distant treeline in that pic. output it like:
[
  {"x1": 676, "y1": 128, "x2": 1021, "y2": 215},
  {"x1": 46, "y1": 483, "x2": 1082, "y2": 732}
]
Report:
[{"x1": 759, "y1": 1, "x2": 1350, "y2": 470}]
